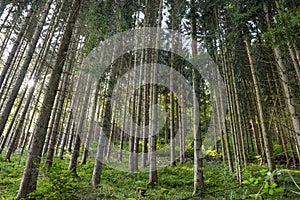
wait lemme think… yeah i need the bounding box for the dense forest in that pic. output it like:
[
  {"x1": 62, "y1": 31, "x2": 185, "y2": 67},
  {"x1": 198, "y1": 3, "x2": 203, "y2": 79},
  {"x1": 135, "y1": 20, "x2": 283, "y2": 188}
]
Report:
[{"x1": 0, "y1": 0, "x2": 299, "y2": 199}]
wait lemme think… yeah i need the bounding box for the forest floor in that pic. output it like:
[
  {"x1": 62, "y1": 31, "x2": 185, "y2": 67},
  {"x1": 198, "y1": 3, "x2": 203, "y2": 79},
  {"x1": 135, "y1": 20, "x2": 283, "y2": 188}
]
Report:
[{"x1": 0, "y1": 153, "x2": 300, "y2": 199}]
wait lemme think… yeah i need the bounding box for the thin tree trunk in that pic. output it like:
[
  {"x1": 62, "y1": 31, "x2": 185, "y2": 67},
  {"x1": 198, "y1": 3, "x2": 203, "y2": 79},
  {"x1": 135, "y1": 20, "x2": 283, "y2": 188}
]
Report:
[
  {"x1": 148, "y1": 0, "x2": 162, "y2": 186},
  {"x1": 81, "y1": 79, "x2": 101, "y2": 164},
  {"x1": 245, "y1": 35, "x2": 277, "y2": 184},
  {"x1": 58, "y1": 70, "x2": 83, "y2": 159},
  {"x1": 45, "y1": 49, "x2": 75, "y2": 166},
  {"x1": 169, "y1": 32, "x2": 175, "y2": 166},
  {"x1": 91, "y1": 37, "x2": 118, "y2": 186},
  {"x1": 118, "y1": 56, "x2": 129, "y2": 162},
  {"x1": 92, "y1": 123, "x2": 106, "y2": 187},
  {"x1": 191, "y1": 0, "x2": 204, "y2": 195},
  {"x1": 68, "y1": 73, "x2": 93, "y2": 173},
  {"x1": 141, "y1": 23, "x2": 149, "y2": 168}
]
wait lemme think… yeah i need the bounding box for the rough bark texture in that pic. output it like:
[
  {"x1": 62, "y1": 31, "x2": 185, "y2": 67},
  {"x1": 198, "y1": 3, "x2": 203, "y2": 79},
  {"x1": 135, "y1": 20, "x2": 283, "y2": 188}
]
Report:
[{"x1": 17, "y1": 0, "x2": 81, "y2": 198}]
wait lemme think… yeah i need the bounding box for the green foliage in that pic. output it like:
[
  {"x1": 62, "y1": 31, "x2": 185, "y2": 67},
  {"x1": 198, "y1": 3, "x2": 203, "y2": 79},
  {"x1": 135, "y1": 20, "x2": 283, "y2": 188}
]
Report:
[
  {"x1": 28, "y1": 162, "x2": 88, "y2": 199},
  {"x1": 263, "y1": 7, "x2": 300, "y2": 47},
  {"x1": 273, "y1": 143, "x2": 283, "y2": 155},
  {"x1": 242, "y1": 169, "x2": 284, "y2": 199},
  {"x1": 205, "y1": 149, "x2": 217, "y2": 157},
  {"x1": 81, "y1": 0, "x2": 138, "y2": 54},
  {"x1": 156, "y1": 138, "x2": 167, "y2": 150},
  {"x1": 1, "y1": 155, "x2": 300, "y2": 199},
  {"x1": 185, "y1": 142, "x2": 194, "y2": 158},
  {"x1": 0, "y1": 156, "x2": 25, "y2": 199}
]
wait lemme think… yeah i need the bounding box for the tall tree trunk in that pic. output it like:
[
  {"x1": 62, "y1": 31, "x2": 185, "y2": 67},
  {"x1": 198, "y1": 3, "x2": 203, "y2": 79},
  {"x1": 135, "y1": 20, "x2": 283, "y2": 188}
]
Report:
[
  {"x1": 17, "y1": 0, "x2": 81, "y2": 198},
  {"x1": 169, "y1": 29, "x2": 176, "y2": 166},
  {"x1": 45, "y1": 47, "x2": 75, "y2": 166},
  {"x1": 81, "y1": 79, "x2": 101, "y2": 164},
  {"x1": 91, "y1": 42, "x2": 118, "y2": 186},
  {"x1": 191, "y1": 0, "x2": 204, "y2": 195},
  {"x1": 118, "y1": 56, "x2": 129, "y2": 162},
  {"x1": 215, "y1": 8, "x2": 233, "y2": 172},
  {"x1": 58, "y1": 71, "x2": 83, "y2": 159},
  {"x1": 68, "y1": 73, "x2": 93, "y2": 174},
  {"x1": 141, "y1": 13, "x2": 149, "y2": 168},
  {"x1": 245, "y1": 35, "x2": 277, "y2": 184},
  {"x1": 148, "y1": 0, "x2": 162, "y2": 186}
]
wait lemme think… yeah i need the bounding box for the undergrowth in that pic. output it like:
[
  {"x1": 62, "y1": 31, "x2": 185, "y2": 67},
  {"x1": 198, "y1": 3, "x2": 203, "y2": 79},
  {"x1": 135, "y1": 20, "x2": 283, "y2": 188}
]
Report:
[{"x1": 0, "y1": 154, "x2": 299, "y2": 199}]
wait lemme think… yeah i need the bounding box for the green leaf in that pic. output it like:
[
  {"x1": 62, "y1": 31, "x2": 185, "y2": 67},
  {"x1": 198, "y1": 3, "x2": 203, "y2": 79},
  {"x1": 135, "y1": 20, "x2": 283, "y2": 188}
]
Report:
[
  {"x1": 260, "y1": 169, "x2": 268, "y2": 174},
  {"x1": 269, "y1": 189, "x2": 274, "y2": 195},
  {"x1": 261, "y1": 188, "x2": 268, "y2": 195},
  {"x1": 264, "y1": 182, "x2": 269, "y2": 189},
  {"x1": 274, "y1": 187, "x2": 284, "y2": 193},
  {"x1": 242, "y1": 180, "x2": 250, "y2": 185},
  {"x1": 270, "y1": 183, "x2": 277, "y2": 189},
  {"x1": 253, "y1": 177, "x2": 261, "y2": 186}
]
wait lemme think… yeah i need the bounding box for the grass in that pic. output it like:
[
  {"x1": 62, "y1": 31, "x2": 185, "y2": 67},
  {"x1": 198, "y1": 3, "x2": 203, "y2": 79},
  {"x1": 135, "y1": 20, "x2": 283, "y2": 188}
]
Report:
[{"x1": 0, "y1": 154, "x2": 300, "y2": 199}]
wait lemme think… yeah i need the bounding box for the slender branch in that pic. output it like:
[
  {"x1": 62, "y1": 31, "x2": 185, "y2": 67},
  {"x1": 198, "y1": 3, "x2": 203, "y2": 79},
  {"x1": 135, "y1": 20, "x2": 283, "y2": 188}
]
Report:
[{"x1": 288, "y1": 172, "x2": 300, "y2": 191}]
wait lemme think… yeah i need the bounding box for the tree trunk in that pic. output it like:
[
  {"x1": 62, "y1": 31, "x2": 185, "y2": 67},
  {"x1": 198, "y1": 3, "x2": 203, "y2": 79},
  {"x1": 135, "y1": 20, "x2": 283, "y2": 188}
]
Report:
[
  {"x1": 169, "y1": 35, "x2": 176, "y2": 166},
  {"x1": 58, "y1": 71, "x2": 83, "y2": 159},
  {"x1": 263, "y1": 0, "x2": 300, "y2": 163},
  {"x1": 68, "y1": 73, "x2": 93, "y2": 173},
  {"x1": 81, "y1": 79, "x2": 100, "y2": 164},
  {"x1": 0, "y1": 0, "x2": 53, "y2": 137},
  {"x1": 92, "y1": 123, "x2": 106, "y2": 187},
  {"x1": 45, "y1": 47, "x2": 75, "y2": 166},
  {"x1": 191, "y1": 0, "x2": 204, "y2": 195},
  {"x1": 148, "y1": 0, "x2": 162, "y2": 186},
  {"x1": 17, "y1": 0, "x2": 81, "y2": 198},
  {"x1": 245, "y1": 35, "x2": 277, "y2": 184},
  {"x1": 0, "y1": 5, "x2": 34, "y2": 89}
]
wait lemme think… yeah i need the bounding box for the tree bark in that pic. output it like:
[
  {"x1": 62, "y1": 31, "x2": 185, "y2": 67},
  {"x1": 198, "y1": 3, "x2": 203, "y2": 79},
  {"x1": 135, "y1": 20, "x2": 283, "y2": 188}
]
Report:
[
  {"x1": 0, "y1": 0, "x2": 53, "y2": 137},
  {"x1": 17, "y1": 0, "x2": 81, "y2": 197},
  {"x1": 191, "y1": 0, "x2": 204, "y2": 195},
  {"x1": 68, "y1": 73, "x2": 93, "y2": 173},
  {"x1": 148, "y1": 0, "x2": 162, "y2": 186},
  {"x1": 245, "y1": 34, "x2": 277, "y2": 184}
]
